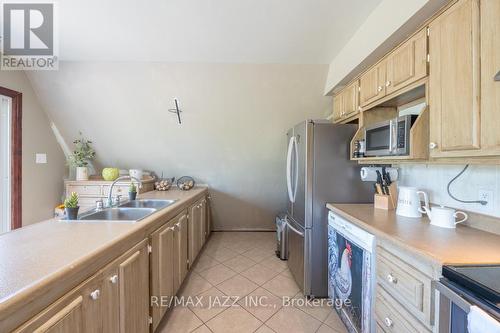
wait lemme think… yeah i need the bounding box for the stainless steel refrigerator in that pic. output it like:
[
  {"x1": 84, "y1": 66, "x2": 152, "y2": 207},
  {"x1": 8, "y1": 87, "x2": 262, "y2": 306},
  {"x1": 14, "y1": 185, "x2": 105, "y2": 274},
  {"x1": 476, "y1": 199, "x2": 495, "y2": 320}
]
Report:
[{"x1": 285, "y1": 120, "x2": 373, "y2": 298}]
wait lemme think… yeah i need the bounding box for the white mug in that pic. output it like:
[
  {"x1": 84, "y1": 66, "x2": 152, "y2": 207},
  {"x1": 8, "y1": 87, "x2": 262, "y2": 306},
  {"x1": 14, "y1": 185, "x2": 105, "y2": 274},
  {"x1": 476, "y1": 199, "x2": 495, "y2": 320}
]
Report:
[
  {"x1": 129, "y1": 169, "x2": 143, "y2": 180},
  {"x1": 419, "y1": 205, "x2": 468, "y2": 229},
  {"x1": 396, "y1": 186, "x2": 429, "y2": 218}
]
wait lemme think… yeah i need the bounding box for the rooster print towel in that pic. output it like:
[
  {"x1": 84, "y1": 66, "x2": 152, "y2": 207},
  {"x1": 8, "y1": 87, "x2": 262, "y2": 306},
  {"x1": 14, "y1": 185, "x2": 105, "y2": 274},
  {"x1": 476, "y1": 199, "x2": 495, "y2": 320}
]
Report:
[{"x1": 328, "y1": 226, "x2": 371, "y2": 333}]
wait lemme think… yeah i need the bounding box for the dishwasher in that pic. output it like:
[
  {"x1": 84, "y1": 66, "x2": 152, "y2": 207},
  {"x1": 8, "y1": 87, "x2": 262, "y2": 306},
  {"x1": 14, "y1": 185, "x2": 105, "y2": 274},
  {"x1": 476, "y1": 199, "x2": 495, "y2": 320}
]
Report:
[{"x1": 327, "y1": 211, "x2": 375, "y2": 333}]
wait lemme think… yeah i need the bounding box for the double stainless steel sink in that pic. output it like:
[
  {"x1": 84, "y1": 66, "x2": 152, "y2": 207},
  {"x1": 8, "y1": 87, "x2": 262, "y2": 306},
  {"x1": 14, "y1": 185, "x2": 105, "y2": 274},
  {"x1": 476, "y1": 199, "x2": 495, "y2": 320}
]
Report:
[{"x1": 72, "y1": 199, "x2": 176, "y2": 222}]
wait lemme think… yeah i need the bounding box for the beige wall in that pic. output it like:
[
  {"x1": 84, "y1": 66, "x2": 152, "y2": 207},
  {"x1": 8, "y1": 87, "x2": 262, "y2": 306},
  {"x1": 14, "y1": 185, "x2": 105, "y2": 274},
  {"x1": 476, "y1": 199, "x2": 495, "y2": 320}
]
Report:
[
  {"x1": 0, "y1": 71, "x2": 65, "y2": 226},
  {"x1": 27, "y1": 62, "x2": 331, "y2": 230}
]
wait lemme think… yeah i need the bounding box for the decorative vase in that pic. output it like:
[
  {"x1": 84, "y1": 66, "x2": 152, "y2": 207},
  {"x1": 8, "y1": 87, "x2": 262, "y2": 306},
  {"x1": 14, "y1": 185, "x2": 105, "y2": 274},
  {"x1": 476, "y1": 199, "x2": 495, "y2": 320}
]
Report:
[
  {"x1": 76, "y1": 166, "x2": 89, "y2": 181},
  {"x1": 65, "y1": 206, "x2": 80, "y2": 220},
  {"x1": 129, "y1": 191, "x2": 137, "y2": 200}
]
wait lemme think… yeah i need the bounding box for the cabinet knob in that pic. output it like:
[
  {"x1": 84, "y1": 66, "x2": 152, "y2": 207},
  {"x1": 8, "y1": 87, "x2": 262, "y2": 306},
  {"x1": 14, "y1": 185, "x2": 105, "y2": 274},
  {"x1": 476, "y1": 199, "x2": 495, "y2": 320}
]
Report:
[
  {"x1": 90, "y1": 289, "x2": 100, "y2": 300},
  {"x1": 429, "y1": 142, "x2": 438, "y2": 149},
  {"x1": 387, "y1": 274, "x2": 398, "y2": 284},
  {"x1": 377, "y1": 86, "x2": 383, "y2": 92},
  {"x1": 386, "y1": 81, "x2": 391, "y2": 87},
  {"x1": 384, "y1": 317, "x2": 394, "y2": 327},
  {"x1": 109, "y1": 275, "x2": 118, "y2": 284}
]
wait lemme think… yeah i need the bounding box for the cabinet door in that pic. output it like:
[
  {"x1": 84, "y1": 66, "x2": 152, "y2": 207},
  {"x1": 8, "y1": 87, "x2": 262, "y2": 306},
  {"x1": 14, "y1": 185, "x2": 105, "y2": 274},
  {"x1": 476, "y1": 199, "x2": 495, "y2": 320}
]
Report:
[
  {"x1": 360, "y1": 60, "x2": 386, "y2": 106},
  {"x1": 386, "y1": 28, "x2": 428, "y2": 94},
  {"x1": 101, "y1": 266, "x2": 120, "y2": 333},
  {"x1": 343, "y1": 81, "x2": 360, "y2": 118},
  {"x1": 14, "y1": 276, "x2": 103, "y2": 333},
  {"x1": 429, "y1": 0, "x2": 481, "y2": 157},
  {"x1": 118, "y1": 240, "x2": 150, "y2": 333},
  {"x1": 332, "y1": 94, "x2": 343, "y2": 123},
  {"x1": 199, "y1": 199, "x2": 207, "y2": 248},
  {"x1": 150, "y1": 223, "x2": 175, "y2": 330},
  {"x1": 173, "y1": 211, "x2": 189, "y2": 292},
  {"x1": 205, "y1": 197, "x2": 211, "y2": 239},
  {"x1": 188, "y1": 203, "x2": 201, "y2": 265},
  {"x1": 15, "y1": 297, "x2": 84, "y2": 333},
  {"x1": 480, "y1": 0, "x2": 500, "y2": 155}
]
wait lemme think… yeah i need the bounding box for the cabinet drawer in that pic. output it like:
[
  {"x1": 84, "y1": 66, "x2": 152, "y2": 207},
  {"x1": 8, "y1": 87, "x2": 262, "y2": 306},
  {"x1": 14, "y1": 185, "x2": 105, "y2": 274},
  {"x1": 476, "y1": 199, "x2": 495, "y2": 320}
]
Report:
[
  {"x1": 375, "y1": 287, "x2": 431, "y2": 333},
  {"x1": 376, "y1": 246, "x2": 433, "y2": 326},
  {"x1": 67, "y1": 185, "x2": 101, "y2": 196}
]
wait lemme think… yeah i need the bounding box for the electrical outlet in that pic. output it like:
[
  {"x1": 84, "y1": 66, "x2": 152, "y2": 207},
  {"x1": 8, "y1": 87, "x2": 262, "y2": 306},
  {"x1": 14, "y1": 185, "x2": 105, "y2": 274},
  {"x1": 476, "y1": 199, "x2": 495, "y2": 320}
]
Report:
[{"x1": 478, "y1": 189, "x2": 494, "y2": 209}]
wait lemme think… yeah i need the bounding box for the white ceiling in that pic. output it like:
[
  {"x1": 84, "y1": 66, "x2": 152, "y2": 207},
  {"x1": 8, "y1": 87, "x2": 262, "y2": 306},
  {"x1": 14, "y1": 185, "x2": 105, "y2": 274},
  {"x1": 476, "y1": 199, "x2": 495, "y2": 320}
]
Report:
[{"x1": 59, "y1": 0, "x2": 382, "y2": 64}]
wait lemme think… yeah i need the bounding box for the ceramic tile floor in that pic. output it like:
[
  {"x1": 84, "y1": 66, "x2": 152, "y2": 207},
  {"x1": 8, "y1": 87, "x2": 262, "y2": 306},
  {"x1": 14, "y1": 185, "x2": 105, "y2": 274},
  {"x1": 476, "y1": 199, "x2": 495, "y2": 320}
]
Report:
[{"x1": 157, "y1": 232, "x2": 347, "y2": 333}]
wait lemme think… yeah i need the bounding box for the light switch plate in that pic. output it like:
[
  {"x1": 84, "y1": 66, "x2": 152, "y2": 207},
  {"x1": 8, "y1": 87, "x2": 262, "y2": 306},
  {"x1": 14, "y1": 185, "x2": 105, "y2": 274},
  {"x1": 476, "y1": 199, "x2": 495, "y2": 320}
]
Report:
[{"x1": 35, "y1": 153, "x2": 47, "y2": 164}]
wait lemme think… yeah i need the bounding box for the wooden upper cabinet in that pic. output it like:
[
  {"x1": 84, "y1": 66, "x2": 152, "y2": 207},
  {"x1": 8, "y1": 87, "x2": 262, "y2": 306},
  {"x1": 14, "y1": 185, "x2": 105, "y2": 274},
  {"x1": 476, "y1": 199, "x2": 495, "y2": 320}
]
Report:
[
  {"x1": 332, "y1": 80, "x2": 360, "y2": 123},
  {"x1": 479, "y1": 0, "x2": 500, "y2": 155},
  {"x1": 360, "y1": 60, "x2": 386, "y2": 107},
  {"x1": 386, "y1": 28, "x2": 428, "y2": 94},
  {"x1": 332, "y1": 94, "x2": 343, "y2": 122},
  {"x1": 429, "y1": 0, "x2": 481, "y2": 157},
  {"x1": 343, "y1": 81, "x2": 360, "y2": 118}
]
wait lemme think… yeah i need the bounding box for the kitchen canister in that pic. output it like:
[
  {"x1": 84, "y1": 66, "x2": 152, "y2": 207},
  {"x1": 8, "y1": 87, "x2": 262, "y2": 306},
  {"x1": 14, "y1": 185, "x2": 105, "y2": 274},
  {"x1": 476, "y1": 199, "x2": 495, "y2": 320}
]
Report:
[{"x1": 396, "y1": 186, "x2": 429, "y2": 218}]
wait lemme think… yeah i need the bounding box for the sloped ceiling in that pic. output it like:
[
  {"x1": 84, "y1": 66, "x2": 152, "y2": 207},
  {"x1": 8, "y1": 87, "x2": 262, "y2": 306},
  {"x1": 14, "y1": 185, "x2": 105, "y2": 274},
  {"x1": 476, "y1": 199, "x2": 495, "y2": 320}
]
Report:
[{"x1": 59, "y1": 0, "x2": 382, "y2": 64}]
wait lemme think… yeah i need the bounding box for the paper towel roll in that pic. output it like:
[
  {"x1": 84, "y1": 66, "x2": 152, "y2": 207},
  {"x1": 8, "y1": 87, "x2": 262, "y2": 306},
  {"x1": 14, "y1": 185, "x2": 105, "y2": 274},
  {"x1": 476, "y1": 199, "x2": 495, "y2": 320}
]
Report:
[{"x1": 360, "y1": 167, "x2": 398, "y2": 182}]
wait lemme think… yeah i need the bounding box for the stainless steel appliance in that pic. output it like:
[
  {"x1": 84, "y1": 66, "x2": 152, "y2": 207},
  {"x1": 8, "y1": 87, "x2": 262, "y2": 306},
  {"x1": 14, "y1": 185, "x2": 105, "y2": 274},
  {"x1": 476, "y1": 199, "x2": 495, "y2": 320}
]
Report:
[
  {"x1": 285, "y1": 120, "x2": 372, "y2": 297},
  {"x1": 275, "y1": 214, "x2": 288, "y2": 260},
  {"x1": 364, "y1": 115, "x2": 417, "y2": 157},
  {"x1": 437, "y1": 265, "x2": 500, "y2": 333},
  {"x1": 328, "y1": 212, "x2": 375, "y2": 333}
]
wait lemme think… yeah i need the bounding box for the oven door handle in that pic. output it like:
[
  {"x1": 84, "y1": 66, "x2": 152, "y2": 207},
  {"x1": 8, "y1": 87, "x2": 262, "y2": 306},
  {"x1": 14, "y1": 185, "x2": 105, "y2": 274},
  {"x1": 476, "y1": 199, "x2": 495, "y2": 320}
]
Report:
[{"x1": 437, "y1": 282, "x2": 472, "y2": 313}]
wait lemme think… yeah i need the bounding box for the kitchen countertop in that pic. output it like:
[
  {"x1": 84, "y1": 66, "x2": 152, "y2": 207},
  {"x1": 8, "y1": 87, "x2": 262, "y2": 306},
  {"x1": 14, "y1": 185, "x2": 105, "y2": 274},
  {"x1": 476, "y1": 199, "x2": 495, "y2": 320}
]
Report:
[
  {"x1": 0, "y1": 187, "x2": 208, "y2": 329},
  {"x1": 327, "y1": 203, "x2": 500, "y2": 268}
]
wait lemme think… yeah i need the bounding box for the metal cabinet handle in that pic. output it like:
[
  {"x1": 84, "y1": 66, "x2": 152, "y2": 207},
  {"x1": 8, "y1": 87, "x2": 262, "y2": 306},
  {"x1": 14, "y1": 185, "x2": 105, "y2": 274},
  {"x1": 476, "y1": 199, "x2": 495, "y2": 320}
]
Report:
[
  {"x1": 90, "y1": 289, "x2": 100, "y2": 300},
  {"x1": 386, "y1": 81, "x2": 391, "y2": 87},
  {"x1": 109, "y1": 275, "x2": 118, "y2": 284},
  {"x1": 384, "y1": 317, "x2": 393, "y2": 327},
  {"x1": 387, "y1": 274, "x2": 398, "y2": 284},
  {"x1": 378, "y1": 86, "x2": 383, "y2": 92},
  {"x1": 429, "y1": 142, "x2": 438, "y2": 149}
]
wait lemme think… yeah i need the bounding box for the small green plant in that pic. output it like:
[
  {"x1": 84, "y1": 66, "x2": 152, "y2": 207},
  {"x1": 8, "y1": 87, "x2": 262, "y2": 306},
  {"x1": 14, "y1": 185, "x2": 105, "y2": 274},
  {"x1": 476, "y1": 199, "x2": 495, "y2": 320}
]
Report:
[
  {"x1": 64, "y1": 192, "x2": 79, "y2": 208},
  {"x1": 67, "y1": 132, "x2": 96, "y2": 168},
  {"x1": 129, "y1": 183, "x2": 137, "y2": 193}
]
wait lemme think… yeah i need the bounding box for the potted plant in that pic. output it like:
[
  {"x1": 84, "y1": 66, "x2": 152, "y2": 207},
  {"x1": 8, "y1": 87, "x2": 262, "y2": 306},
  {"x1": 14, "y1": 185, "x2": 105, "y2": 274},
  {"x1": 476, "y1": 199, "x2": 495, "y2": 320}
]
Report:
[
  {"x1": 129, "y1": 182, "x2": 137, "y2": 200},
  {"x1": 68, "y1": 133, "x2": 96, "y2": 181},
  {"x1": 64, "y1": 192, "x2": 80, "y2": 220}
]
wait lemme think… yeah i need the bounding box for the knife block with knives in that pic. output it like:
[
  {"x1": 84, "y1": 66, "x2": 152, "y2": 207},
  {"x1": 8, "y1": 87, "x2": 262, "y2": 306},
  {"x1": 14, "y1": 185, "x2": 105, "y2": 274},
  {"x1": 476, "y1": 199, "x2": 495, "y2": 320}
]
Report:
[
  {"x1": 374, "y1": 183, "x2": 398, "y2": 210},
  {"x1": 373, "y1": 167, "x2": 398, "y2": 210}
]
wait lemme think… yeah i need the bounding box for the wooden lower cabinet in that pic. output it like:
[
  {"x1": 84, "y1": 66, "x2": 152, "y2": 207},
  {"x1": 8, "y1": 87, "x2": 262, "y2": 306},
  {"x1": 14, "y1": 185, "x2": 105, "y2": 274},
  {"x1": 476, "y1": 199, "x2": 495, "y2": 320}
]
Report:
[
  {"x1": 14, "y1": 239, "x2": 149, "y2": 333},
  {"x1": 117, "y1": 241, "x2": 150, "y2": 333},
  {"x1": 188, "y1": 198, "x2": 207, "y2": 266},
  {"x1": 13, "y1": 195, "x2": 210, "y2": 333},
  {"x1": 150, "y1": 219, "x2": 176, "y2": 330},
  {"x1": 173, "y1": 210, "x2": 189, "y2": 292}
]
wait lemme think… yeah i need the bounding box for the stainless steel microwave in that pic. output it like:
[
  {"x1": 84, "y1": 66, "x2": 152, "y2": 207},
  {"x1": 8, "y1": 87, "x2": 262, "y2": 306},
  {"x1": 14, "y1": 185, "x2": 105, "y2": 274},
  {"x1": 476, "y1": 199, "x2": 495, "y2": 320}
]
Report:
[{"x1": 364, "y1": 115, "x2": 417, "y2": 157}]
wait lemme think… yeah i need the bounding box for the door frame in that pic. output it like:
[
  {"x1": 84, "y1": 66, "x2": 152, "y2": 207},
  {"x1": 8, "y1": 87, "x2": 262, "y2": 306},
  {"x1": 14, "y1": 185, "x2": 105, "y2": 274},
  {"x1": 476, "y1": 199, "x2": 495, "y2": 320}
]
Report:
[{"x1": 0, "y1": 86, "x2": 22, "y2": 230}]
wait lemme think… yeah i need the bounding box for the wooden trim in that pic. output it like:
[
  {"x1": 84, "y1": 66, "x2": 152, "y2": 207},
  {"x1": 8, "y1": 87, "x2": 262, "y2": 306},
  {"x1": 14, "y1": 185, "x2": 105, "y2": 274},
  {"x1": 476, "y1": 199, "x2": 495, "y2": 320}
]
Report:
[{"x1": 0, "y1": 86, "x2": 22, "y2": 230}]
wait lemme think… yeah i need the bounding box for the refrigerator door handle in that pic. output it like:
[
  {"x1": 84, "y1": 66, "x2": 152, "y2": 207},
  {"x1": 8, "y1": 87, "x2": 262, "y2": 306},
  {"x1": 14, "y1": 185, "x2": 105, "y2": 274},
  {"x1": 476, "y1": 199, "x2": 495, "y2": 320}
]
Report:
[
  {"x1": 286, "y1": 136, "x2": 295, "y2": 203},
  {"x1": 287, "y1": 219, "x2": 304, "y2": 237},
  {"x1": 292, "y1": 136, "x2": 299, "y2": 203}
]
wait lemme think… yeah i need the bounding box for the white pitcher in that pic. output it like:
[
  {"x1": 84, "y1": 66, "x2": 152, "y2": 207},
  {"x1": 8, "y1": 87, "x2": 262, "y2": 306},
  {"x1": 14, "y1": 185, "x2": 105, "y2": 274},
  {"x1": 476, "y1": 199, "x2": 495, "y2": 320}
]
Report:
[
  {"x1": 396, "y1": 186, "x2": 429, "y2": 218},
  {"x1": 419, "y1": 205, "x2": 468, "y2": 228}
]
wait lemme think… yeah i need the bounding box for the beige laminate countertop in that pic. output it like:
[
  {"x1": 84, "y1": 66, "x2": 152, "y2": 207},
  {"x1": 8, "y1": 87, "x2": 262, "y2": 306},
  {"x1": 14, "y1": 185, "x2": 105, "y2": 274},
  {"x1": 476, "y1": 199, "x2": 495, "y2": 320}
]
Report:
[
  {"x1": 327, "y1": 204, "x2": 500, "y2": 267},
  {"x1": 0, "y1": 187, "x2": 208, "y2": 327}
]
